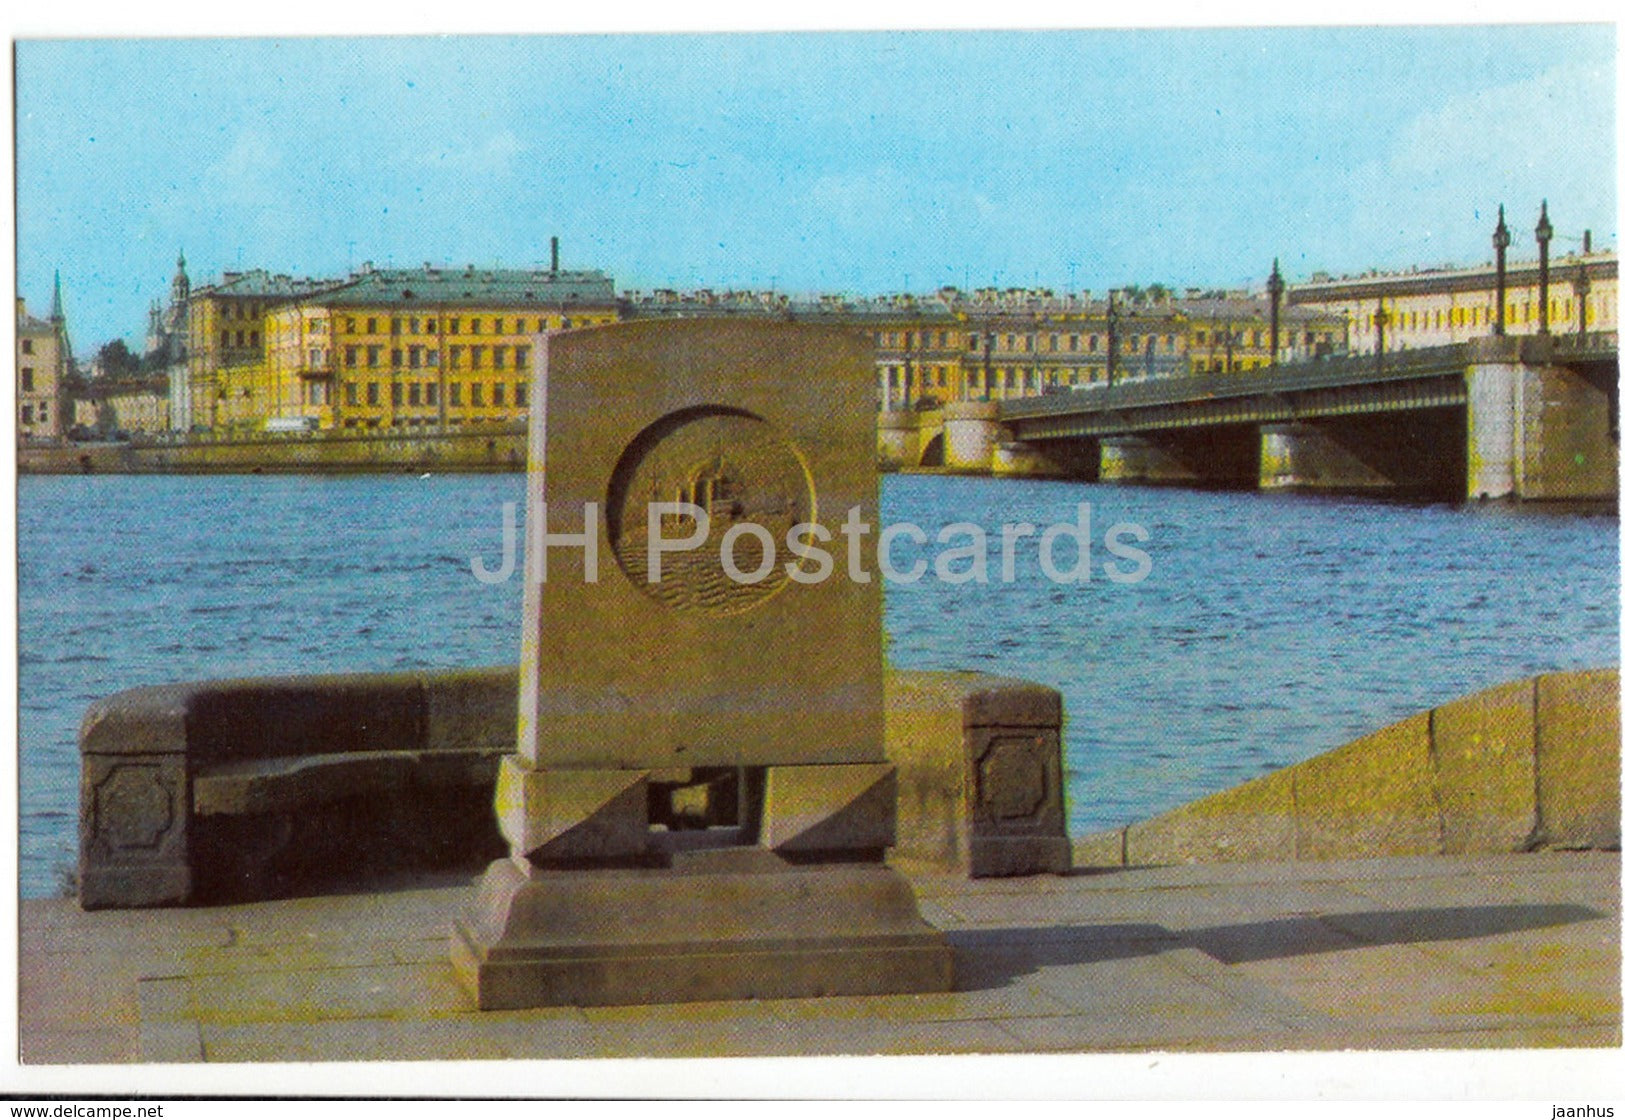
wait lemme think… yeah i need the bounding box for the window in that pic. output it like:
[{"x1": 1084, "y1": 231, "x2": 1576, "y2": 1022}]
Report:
[
  {"x1": 493, "y1": 346, "x2": 507, "y2": 370},
  {"x1": 409, "y1": 383, "x2": 421, "y2": 406},
  {"x1": 345, "y1": 318, "x2": 357, "y2": 332},
  {"x1": 493, "y1": 383, "x2": 506, "y2": 406},
  {"x1": 426, "y1": 320, "x2": 437, "y2": 333},
  {"x1": 346, "y1": 346, "x2": 358, "y2": 368},
  {"x1": 428, "y1": 350, "x2": 440, "y2": 368},
  {"x1": 22, "y1": 404, "x2": 33, "y2": 423},
  {"x1": 391, "y1": 383, "x2": 403, "y2": 406},
  {"x1": 367, "y1": 382, "x2": 380, "y2": 406},
  {"x1": 492, "y1": 318, "x2": 503, "y2": 334},
  {"x1": 21, "y1": 339, "x2": 33, "y2": 354},
  {"x1": 409, "y1": 346, "x2": 421, "y2": 369},
  {"x1": 471, "y1": 383, "x2": 484, "y2": 406},
  {"x1": 449, "y1": 346, "x2": 463, "y2": 369},
  {"x1": 426, "y1": 383, "x2": 437, "y2": 406},
  {"x1": 470, "y1": 318, "x2": 482, "y2": 335},
  {"x1": 450, "y1": 383, "x2": 462, "y2": 406},
  {"x1": 1069, "y1": 335, "x2": 1079, "y2": 352},
  {"x1": 367, "y1": 318, "x2": 378, "y2": 334},
  {"x1": 250, "y1": 331, "x2": 259, "y2": 347},
  {"x1": 515, "y1": 384, "x2": 527, "y2": 406},
  {"x1": 309, "y1": 348, "x2": 321, "y2": 366},
  {"x1": 409, "y1": 317, "x2": 419, "y2": 334},
  {"x1": 514, "y1": 318, "x2": 526, "y2": 333},
  {"x1": 471, "y1": 346, "x2": 485, "y2": 370},
  {"x1": 514, "y1": 345, "x2": 530, "y2": 369},
  {"x1": 449, "y1": 318, "x2": 460, "y2": 334},
  {"x1": 366, "y1": 346, "x2": 380, "y2": 368},
  {"x1": 21, "y1": 369, "x2": 34, "y2": 392},
  {"x1": 391, "y1": 318, "x2": 401, "y2": 336},
  {"x1": 345, "y1": 384, "x2": 358, "y2": 406},
  {"x1": 390, "y1": 349, "x2": 402, "y2": 368}
]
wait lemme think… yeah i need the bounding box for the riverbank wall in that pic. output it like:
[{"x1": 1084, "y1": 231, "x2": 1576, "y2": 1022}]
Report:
[
  {"x1": 1072, "y1": 668, "x2": 1621, "y2": 868},
  {"x1": 17, "y1": 425, "x2": 528, "y2": 475}
]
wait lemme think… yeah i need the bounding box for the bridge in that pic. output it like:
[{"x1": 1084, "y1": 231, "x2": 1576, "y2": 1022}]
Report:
[{"x1": 883, "y1": 332, "x2": 1618, "y2": 502}]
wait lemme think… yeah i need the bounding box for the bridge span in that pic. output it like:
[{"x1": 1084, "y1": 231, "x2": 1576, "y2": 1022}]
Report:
[{"x1": 882, "y1": 333, "x2": 1617, "y2": 502}]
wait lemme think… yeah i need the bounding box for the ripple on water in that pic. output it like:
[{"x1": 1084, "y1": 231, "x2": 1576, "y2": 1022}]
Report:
[{"x1": 15, "y1": 472, "x2": 1620, "y2": 898}]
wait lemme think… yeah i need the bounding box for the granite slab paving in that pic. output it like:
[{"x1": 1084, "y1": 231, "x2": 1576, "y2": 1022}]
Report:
[{"x1": 17, "y1": 852, "x2": 1619, "y2": 1064}]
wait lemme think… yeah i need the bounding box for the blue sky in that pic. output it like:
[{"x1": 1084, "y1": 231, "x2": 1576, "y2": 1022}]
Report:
[{"x1": 14, "y1": 26, "x2": 1617, "y2": 352}]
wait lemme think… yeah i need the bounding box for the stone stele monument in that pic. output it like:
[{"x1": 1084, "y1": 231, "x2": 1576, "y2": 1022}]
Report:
[{"x1": 452, "y1": 318, "x2": 953, "y2": 1009}]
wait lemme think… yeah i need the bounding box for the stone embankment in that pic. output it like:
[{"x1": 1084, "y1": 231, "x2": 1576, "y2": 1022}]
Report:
[
  {"x1": 18, "y1": 425, "x2": 528, "y2": 474},
  {"x1": 1074, "y1": 669, "x2": 1620, "y2": 868}
]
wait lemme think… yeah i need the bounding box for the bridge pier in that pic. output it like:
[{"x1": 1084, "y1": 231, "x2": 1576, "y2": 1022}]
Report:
[
  {"x1": 942, "y1": 401, "x2": 1003, "y2": 472},
  {"x1": 1465, "y1": 337, "x2": 1618, "y2": 501},
  {"x1": 990, "y1": 439, "x2": 1096, "y2": 479},
  {"x1": 1259, "y1": 414, "x2": 1465, "y2": 498},
  {"x1": 877, "y1": 410, "x2": 923, "y2": 470},
  {"x1": 1260, "y1": 423, "x2": 1391, "y2": 492},
  {"x1": 1099, "y1": 430, "x2": 1258, "y2": 488}
]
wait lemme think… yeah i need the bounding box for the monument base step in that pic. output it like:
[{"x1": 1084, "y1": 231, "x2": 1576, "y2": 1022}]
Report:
[{"x1": 451, "y1": 848, "x2": 954, "y2": 1009}]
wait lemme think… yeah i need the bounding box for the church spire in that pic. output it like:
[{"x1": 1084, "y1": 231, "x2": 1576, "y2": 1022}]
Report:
[
  {"x1": 172, "y1": 250, "x2": 190, "y2": 304},
  {"x1": 49, "y1": 270, "x2": 64, "y2": 322}
]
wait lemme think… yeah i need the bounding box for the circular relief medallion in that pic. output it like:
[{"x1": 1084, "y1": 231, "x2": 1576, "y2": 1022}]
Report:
[{"x1": 606, "y1": 406, "x2": 814, "y2": 615}]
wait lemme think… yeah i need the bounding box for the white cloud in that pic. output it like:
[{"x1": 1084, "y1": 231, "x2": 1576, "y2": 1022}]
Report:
[
  {"x1": 201, "y1": 131, "x2": 284, "y2": 206},
  {"x1": 416, "y1": 130, "x2": 527, "y2": 174},
  {"x1": 1341, "y1": 59, "x2": 1615, "y2": 266}
]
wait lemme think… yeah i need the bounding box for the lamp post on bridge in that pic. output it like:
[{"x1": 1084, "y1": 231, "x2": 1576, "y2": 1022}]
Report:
[
  {"x1": 1267, "y1": 258, "x2": 1284, "y2": 365},
  {"x1": 903, "y1": 332, "x2": 915, "y2": 408},
  {"x1": 1374, "y1": 302, "x2": 1389, "y2": 374},
  {"x1": 1493, "y1": 204, "x2": 1511, "y2": 337},
  {"x1": 1535, "y1": 200, "x2": 1553, "y2": 336},
  {"x1": 1575, "y1": 267, "x2": 1591, "y2": 342},
  {"x1": 1106, "y1": 289, "x2": 1119, "y2": 389},
  {"x1": 982, "y1": 323, "x2": 994, "y2": 400}
]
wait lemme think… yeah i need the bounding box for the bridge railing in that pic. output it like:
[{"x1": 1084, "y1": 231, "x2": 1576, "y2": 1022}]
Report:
[
  {"x1": 1003, "y1": 332, "x2": 1618, "y2": 421},
  {"x1": 1002, "y1": 343, "x2": 1474, "y2": 419},
  {"x1": 1554, "y1": 331, "x2": 1620, "y2": 359}
]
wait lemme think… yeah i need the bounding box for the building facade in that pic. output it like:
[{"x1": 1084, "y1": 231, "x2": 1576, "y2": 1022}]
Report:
[
  {"x1": 185, "y1": 269, "x2": 350, "y2": 433},
  {"x1": 73, "y1": 379, "x2": 171, "y2": 435},
  {"x1": 171, "y1": 258, "x2": 1365, "y2": 432},
  {"x1": 618, "y1": 285, "x2": 1346, "y2": 412},
  {"x1": 260, "y1": 264, "x2": 620, "y2": 431},
  {"x1": 1289, "y1": 249, "x2": 1619, "y2": 355},
  {"x1": 16, "y1": 279, "x2": 72, "y2": 442}
]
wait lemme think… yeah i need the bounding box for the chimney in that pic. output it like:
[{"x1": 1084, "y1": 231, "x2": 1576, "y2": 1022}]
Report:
[
  {"x1": 1584, "y1": 230, "x2": 1592, "y2": 254},
  {"x1": 550, "y1": 237, "x2": 560, "y2": 274}
]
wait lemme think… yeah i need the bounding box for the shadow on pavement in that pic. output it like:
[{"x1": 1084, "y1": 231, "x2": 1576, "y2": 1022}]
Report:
[{"x1": 950, "y1": 903, "x2": 1606, "y2": 989}]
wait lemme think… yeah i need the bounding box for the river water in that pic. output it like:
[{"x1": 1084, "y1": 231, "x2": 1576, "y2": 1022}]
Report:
[{"x1": 16, "y1": 473, "x2": 1619, "y2": 898}]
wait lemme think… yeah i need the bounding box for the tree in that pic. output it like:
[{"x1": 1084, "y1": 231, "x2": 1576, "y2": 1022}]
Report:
[{"x1": 95, "y1": 339, "x2": 141, "y2": 379}]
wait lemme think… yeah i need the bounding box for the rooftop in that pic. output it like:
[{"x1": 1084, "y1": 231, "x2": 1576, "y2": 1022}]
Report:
[{"x1": 321, "y1": 265, "x2": 617, "y2": 308}]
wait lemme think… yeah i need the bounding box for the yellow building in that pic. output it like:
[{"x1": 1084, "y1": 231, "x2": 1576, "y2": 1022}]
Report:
[
  {"x1": 1180, "y1": 295, "x2": 1344, "y2": 374},
  {"x1": 1289, "y1": 248, "x2": 1618, "y2": 354},
  {"x1": 185, "y1": 269, "x2": 347, "y2": 433},
  {"x1": 16, "y1": 282, "x2": 70, "y2": 442},
  {"x1": 623, "y1": 284, "x2": 1345, "y2": 411},
  {"x1": 73, "y1": 379, "x2": 171, "y2": 435},
  {"x1": 259, "y1": 264, "x2": 620, "y2": 431}
]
